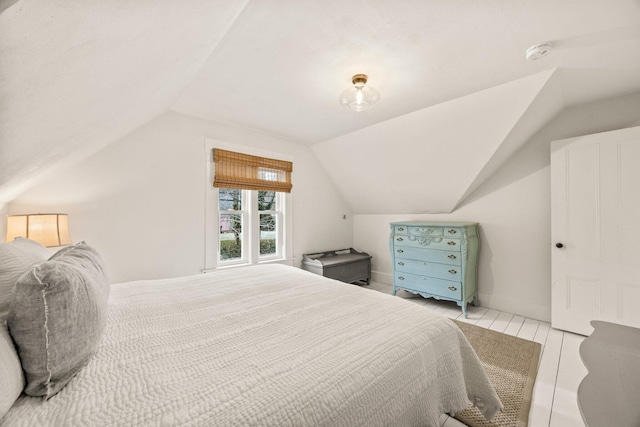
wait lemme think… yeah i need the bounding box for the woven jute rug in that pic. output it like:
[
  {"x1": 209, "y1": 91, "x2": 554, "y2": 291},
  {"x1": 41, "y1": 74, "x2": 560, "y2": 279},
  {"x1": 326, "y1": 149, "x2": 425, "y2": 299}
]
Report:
[{"x1": 453, "y1": 320, "x2": 542, "y2": 427}]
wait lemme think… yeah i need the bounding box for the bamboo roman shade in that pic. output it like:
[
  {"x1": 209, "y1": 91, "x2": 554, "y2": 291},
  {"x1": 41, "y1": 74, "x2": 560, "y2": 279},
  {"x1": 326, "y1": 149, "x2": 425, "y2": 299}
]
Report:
[{"x1": 213, "y1": 149, "x2": 293, "y2": 193}]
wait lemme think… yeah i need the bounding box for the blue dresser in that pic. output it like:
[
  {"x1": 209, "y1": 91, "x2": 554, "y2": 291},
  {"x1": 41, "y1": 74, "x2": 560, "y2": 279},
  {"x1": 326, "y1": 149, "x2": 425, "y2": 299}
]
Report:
[{"x1": 389, "y1": 221, "x2": 479, "y2": 317}]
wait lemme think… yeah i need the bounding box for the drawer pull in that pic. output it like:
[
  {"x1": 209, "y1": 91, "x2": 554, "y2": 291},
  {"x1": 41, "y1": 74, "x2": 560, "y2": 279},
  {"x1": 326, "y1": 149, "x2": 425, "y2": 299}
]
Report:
[
  {"x1": 448, "y1": 269, "x2": 457, "y2": 274},
  {"x1": 398, "y1": 276, "x2": 405, "y2": 280},
  {"x1": 397, "y1": 262, "x2": 404, "y2": 266},
  {"x1": 397, "y1": 249, "x2": 404, "y2": 253},
  {"x1": 447, "y1": 241, "x2": 457, "y2": 246},
  {"x1": 396, "y1": 237, "x2": 404, "y2": 242},
  {"x1": 398, "y1": 227, "x2": 405, "y2": 231},
  {"x1": 448, "y1": 229, "x2": 458, "y2": 234},
  {"x1": 448, "y1": 286, "x2": 458, "y2": 291},
  {"x1": 448, "y1": 254, "x2": 457, "y2": 259}
]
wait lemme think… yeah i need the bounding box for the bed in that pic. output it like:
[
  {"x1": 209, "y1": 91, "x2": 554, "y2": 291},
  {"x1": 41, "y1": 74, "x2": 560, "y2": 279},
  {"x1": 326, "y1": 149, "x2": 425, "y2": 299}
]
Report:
[{"x1": 1, "y1": 240, "x2": 502, "y2": 427}]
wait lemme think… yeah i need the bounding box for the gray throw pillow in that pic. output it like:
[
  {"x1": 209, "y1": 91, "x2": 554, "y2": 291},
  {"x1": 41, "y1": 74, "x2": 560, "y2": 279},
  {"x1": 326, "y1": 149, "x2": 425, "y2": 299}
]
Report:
[
  {"x1": 7, "y1": 242, "x2": 110, "y2": 399},
  {"x1": 0, "y1": 237, "x2": 50, "y2": 322}
]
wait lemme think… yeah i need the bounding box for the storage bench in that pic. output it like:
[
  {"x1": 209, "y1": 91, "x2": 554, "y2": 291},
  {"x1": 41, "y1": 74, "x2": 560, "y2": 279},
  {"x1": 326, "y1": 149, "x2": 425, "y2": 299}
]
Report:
[{"x1": 301, "y1": 248, "x2": 372, "y2": 285}]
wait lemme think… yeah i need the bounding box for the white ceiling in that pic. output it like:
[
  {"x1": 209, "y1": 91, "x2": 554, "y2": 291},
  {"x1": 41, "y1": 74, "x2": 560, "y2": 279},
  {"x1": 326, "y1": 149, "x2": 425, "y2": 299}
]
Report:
[
  {"x1": 1, "y1": 0, "x2": 640, "y2": 205},
  {"x1": 172, "y1": 0, "x2": 640, "y2": 143}
]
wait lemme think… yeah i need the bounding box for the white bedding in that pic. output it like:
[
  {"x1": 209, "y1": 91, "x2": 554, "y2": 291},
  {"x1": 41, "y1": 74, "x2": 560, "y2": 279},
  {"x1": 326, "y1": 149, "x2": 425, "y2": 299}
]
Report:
[{"x1": 2, "y1": 264, "x2": 501, "y2": 426}]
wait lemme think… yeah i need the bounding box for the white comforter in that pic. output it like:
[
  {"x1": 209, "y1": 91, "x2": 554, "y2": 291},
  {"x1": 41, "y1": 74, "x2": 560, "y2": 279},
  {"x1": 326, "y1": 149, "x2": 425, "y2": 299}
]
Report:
[{"x1": 3, "y1": 264, "x2": 501, "y2": 426}]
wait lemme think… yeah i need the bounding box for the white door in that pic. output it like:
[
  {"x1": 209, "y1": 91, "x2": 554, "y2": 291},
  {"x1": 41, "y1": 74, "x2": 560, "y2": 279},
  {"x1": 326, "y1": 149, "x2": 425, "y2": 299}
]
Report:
[{"x1": 551, "y1": 126, "x2": 640, "y2": 336}]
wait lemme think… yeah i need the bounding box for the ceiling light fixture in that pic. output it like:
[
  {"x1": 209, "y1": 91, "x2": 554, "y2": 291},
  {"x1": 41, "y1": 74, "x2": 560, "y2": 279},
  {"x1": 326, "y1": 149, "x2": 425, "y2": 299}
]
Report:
[{"x1": 339, "y1": 74, "x2": 380, "y2": 112}]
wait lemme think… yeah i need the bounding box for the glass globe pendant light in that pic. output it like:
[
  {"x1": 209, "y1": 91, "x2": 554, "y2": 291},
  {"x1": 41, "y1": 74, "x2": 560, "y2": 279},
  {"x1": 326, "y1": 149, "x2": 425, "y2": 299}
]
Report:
[{"x1": 339, "y1": 74, "x2": 380, "y2": 112}]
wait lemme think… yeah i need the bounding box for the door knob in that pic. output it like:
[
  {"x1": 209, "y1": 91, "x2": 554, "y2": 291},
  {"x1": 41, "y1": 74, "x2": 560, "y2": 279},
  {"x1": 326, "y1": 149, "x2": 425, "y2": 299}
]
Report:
[{"x1": 555, "y1": 243, "x2": 564, "y2": 248}]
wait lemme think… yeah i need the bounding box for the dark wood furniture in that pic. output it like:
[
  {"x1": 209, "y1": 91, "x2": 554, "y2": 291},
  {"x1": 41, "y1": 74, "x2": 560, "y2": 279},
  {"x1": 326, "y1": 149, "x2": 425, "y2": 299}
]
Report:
[{"x1": 302, "y1": 248, "x2": 371, "y2": 285}]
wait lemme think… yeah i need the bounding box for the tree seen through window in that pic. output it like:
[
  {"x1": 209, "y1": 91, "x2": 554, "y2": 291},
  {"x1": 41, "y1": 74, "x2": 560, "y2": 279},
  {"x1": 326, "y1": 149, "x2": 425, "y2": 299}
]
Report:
[{"x1": 218, "y1": 189, "x2": 278, "y2": 260}]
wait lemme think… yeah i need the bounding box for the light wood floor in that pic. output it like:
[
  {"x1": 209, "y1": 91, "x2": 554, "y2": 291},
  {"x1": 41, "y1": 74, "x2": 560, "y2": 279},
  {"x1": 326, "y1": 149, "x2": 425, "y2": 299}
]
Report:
[{"x1": 365, "y1": 282, "x2": 587, "y2": 427}]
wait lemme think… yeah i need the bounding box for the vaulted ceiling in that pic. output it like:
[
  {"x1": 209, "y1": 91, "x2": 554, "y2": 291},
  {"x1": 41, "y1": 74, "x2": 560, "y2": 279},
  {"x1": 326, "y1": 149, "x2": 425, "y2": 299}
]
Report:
[{"x1": 2, "y1": 0, "x2": 640, "y2": 210}]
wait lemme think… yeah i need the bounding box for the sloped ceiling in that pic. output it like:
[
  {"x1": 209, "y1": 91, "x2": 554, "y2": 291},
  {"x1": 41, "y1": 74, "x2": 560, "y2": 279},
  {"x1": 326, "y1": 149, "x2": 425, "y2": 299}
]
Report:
[
  {"x1": 171, "y1": 0, "x2": 640, "y2": 143},
  {"x1": 312, "y1": 69, "x2": 563, "y2": 214},
  {"x1": 0, "y1": 0, "x2": 250, "y2": 203},
  {"x1": 2, "y1": 0, "x2": 640, "y2": 209}
]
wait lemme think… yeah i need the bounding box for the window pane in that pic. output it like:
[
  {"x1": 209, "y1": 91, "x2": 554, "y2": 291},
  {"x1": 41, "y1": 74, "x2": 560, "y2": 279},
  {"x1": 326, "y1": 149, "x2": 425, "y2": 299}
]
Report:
[
  {"x1": 219, "y1": 188, "x2": 242, "y2": 211},
  {"x1": 258, "y1": 191, "x2": 276, "y2": 211},
  {"x1": 258, "y1": 167, "x2": 281, "y2": 182},
  {"x1": 219, "y1": 214, "x2": 242, "y2": 260},
  {"x1": 260, "y1": 213, "x2": 276, "y2": 256}
]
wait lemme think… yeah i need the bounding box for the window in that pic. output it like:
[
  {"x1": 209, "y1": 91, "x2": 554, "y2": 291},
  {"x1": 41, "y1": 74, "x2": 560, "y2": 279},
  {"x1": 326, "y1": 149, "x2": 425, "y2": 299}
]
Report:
[
  {"x1": 257, "y1": 190, "x2": 280, "y2": 258},
  {"x1": 204, "y1": 142, "x2": 293, "y2": 270},
  {"x1": 217, "y1": 188, "x2": 283, "y2": 264},
  {"x1": 218, "y1": 188, "x2": 245, "y2": 262}
]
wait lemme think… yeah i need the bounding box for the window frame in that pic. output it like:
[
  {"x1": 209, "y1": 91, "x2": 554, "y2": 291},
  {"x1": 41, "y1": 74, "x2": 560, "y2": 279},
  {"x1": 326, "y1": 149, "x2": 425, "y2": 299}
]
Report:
[
  {"x1": 217, "y1": 188, "x2": 248, "y2": 266},
  {"x1": 204, "y1": 139, "x2": 293, "y2": 271},
  {"x1": 255, "y1": 190, "x2": 283, "y2": 262}
]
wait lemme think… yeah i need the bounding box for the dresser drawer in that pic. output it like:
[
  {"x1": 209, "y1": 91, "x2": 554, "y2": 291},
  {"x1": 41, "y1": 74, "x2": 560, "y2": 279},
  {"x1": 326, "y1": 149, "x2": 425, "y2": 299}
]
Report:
[
  {"x1": 406, "y1": 226, "x2": 443, "y2": 237},
  {"x1": 394, "y1": 271, "x2": 462, "y2": 300},
  {"x1": 394, "y1": 225, "x2": 466, "y2": 236},
  {"x1": 393, "y1": 246, "x2": 461, "y2": 265},
  {"x1": 392, "y1": 236, "x2": 461, "y2": 252},
  {"x1": 395, "y1": 258, "x2": 461, "y2": 280}
]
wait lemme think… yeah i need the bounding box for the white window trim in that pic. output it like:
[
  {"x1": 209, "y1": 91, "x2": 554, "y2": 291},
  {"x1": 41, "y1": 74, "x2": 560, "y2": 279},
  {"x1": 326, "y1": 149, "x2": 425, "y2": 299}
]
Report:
[
  {"x1": 203, "y1": 138, "x2": 294, "y2": 272},
  {"x1": 217, "y1": 190, "x2": 248, "y2": 266},
  {"x1": 252, "y1": 190, "x2": 284, "y2": 262}
]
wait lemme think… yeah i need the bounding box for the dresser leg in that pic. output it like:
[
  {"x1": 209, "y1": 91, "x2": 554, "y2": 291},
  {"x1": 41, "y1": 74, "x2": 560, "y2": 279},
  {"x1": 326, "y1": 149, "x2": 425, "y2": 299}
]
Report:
[
  {"x1": 392, "y1": 286, "x2": 398, "y2": 296},
  {"x1": 462, "y1": 303, "x2": 468, "y2": 318}
]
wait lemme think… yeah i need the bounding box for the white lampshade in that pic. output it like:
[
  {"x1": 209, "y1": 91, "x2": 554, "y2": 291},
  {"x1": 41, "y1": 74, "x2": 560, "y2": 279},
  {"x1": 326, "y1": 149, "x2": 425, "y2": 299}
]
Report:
[
  {"x1": 339, "y1": 74, "x2": 380, "y2": 112},
  {"x1": 6, "y1": 214, "x2": 72, "y2": 247}
]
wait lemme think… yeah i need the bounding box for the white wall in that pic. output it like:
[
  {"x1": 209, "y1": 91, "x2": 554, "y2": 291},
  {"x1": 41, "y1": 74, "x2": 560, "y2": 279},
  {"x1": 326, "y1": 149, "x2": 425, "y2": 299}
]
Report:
[
  {"x1": 7, "y1": 91, "x2": 640, "y2": 321},
  {"x1": 9, "y1": 111, "x2": 353, "y2": 283},
  {"x1": 354, "y1": 92, "x2": 640, "y2": 322}
]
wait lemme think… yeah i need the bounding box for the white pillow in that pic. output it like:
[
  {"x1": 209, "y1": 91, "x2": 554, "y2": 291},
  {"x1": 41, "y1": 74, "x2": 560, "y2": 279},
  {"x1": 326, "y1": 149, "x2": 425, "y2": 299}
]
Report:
[
  {"x1": 0, "y1": 237, "x2": 50, "y2": 322},
  {"x1": 0, "y1": 322, "x2": 24, "y2": 419}
]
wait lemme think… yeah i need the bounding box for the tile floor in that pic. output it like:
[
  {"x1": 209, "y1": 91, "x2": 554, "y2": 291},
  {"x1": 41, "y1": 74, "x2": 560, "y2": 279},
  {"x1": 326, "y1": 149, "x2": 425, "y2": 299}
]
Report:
[{"x1": 365, "y1": 282, "x2": 587, "y2": 427}]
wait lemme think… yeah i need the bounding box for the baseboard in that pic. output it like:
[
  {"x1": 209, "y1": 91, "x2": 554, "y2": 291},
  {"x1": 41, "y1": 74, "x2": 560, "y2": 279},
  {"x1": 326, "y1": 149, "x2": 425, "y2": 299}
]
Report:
[
  {"x1": 372, "y1": 270, "x2": 550, "y2": 322},
  {"x1": 476, "y1": 293, "x2": 551, "y2": 323},
  {"x1": 371, "y1": 270, "x2": 393, "y2": 286}
]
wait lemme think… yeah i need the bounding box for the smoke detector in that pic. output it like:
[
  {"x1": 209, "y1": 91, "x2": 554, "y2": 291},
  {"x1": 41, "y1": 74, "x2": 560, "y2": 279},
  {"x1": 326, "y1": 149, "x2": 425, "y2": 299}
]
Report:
[{"x1": 526, "y1": 43, "x2": 552, "y2": 61}]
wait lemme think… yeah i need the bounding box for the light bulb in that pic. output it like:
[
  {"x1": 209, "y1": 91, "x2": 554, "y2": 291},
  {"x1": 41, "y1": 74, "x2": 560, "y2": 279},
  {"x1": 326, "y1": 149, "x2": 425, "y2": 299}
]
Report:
[
  {"x1": 355, "y1": 87, "x2": 364, "y2": 104},
  {"x1": 339, "y1": 74, "x2": 380, "y2": 112}
]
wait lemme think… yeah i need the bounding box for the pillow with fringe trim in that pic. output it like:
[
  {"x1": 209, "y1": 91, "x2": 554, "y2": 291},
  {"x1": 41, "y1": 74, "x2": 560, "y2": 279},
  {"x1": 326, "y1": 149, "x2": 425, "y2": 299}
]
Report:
[{"x1": 7, "y1": 242, "x2": 109, "y2": 399}]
